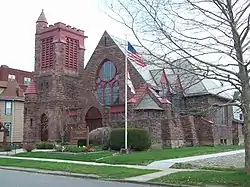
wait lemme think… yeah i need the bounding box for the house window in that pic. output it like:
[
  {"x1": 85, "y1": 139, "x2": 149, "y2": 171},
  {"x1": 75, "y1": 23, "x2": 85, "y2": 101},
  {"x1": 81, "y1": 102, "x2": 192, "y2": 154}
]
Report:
[
  {"x1": 8, "y1": 74, "x2": 15, "y2": 81},
  {"x1": 5, "y1": 101, "x2": 12, "y2": 115},
  {"x1": 216, "y1": 107, "x2": 225, "y2": 126},
  {"x1": 96, "y1": 60, "x2": 119, "y2": 105},
  {"x1": 110, "y1": 112, "x2": 125, "y2": 121},
  {"x1": 4, "y1": 122, "x2": 12, "y2": 137},
  {"x1": 65, "y1": 37, "x2": 79, "y2": 70},
  {"x1": 159, "y1": 83, "x2": 169, "y2": 98},
  {"x1": 41, "y1": 37, "x2": 54, "y2": 70},
  {"x1": 24, "y1": 77, "x2": 31, "y2": 85}
]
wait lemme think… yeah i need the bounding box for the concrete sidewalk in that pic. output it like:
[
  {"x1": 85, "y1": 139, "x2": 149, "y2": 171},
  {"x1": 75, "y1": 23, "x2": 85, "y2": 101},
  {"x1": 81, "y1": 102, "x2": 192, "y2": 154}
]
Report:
[
  {"x1": 147, "y1": 149, "x2": 245, "y2": 169},
  {"x1": 124, "y1": 169, "x2": 197, "y2": 182},
  {"x1": 0, "y1": 155, "x2": 158, "y2": 170},
  {"x1": 0, "y1": 149, "x2": 244, "y2": 170},
  {"x1": 0, "y1": 149, "x2": 243, "y2": 183}
]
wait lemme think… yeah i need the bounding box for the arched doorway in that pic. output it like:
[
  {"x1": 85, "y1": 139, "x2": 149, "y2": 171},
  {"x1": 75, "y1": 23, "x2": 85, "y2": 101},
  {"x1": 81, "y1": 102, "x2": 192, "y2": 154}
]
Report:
[
  {"x1": 85, "y1": 107, "x2": 102, "y2": 132},
  {"x1": 41, "y1": 113, "x2": 48, "y2": 141}
]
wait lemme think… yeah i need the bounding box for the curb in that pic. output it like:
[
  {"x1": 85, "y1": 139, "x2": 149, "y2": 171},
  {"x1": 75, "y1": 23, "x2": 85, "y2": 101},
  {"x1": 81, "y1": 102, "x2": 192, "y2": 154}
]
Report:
[
  {"x1": 0, "y1": 166, "x2": 100, "y2": 180},
  {"x1": 0, "y1": 166, "x2": 199, "y2": 187},
  {"x1": 109, "y1": 179, "x2": 199, "y2": 187}
]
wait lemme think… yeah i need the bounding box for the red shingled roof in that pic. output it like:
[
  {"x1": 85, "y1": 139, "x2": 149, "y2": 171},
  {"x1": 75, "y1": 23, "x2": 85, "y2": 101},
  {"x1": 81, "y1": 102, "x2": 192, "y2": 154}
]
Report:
[
  {"x1": 128, "y1": 84, "x2": 147, "y2": 103},
  {"x1": 25, "y1": 80, "x2": 37, "y2": 95},
  {"x1": 128, "y1": 84, "x2": 171, "y2": 104}
]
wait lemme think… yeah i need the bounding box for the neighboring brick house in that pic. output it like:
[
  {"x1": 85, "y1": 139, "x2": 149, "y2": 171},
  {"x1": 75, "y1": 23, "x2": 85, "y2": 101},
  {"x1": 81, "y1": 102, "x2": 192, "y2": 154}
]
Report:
[
  {"x1": 0, "y1": 80, "x2": 24, "y2": 143},
  {"x1": 0, "y1": 65, "x2": 33, "y2": 91},
  {"x1": 23, "y1": 10, "x2": 242, "y2": 147}
]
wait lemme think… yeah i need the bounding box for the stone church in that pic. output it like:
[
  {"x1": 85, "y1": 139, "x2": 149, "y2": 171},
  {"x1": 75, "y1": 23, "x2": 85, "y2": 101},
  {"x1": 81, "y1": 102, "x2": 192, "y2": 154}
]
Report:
[{"x1": 23, "y1": 10, "x2": 242, "y2": 147}]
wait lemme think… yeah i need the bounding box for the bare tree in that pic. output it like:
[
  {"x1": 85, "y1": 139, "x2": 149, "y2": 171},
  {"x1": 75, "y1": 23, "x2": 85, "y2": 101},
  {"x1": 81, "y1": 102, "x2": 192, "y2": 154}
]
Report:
[{"x1": 107, "y1": 0, "x2": 250, "y2": 171}]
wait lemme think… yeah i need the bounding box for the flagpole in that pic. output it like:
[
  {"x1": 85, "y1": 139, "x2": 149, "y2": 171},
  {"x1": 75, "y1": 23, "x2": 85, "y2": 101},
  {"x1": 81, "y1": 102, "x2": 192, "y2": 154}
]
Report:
[{"x1": 124, "y1": 35, "x2": 128, "y2": 152}]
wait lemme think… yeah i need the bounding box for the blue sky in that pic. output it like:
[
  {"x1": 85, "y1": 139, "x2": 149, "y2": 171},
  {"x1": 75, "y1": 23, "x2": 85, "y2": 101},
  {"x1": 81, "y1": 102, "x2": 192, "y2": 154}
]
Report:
[{"x1": 0, "y1": 0, "x2": 129, "y2": 71}]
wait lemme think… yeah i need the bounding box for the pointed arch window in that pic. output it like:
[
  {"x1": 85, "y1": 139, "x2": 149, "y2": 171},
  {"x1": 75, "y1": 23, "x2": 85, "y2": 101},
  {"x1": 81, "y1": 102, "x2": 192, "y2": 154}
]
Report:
[{"x1": 96, "y1": 60, "x2": 119, "y2": 105}]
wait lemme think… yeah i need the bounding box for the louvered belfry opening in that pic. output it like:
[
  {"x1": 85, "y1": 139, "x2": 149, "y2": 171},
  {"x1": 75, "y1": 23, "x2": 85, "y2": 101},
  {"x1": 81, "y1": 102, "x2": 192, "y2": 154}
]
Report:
[
  {"x1": 41, "y1": 37, "x2": 54, "y2": 70},
  {"x1": 65, "y1": 37, "x2": 79, "y2": 70}
]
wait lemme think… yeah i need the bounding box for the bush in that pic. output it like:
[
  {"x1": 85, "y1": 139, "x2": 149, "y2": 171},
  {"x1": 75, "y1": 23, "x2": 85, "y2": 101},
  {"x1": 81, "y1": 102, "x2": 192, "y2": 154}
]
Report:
[
  {"x1": 3, "y1": 144, "x2": 12, "y2": 152},
  {"x1": 109, "y1": 128, "x2": 151, "y2": 151},
  {"x1": 61, "y1": 142, "x2": 70, "y2": 146},
  {"x1": 23, "y1": 143, "x2": 35, "y2": 152},
  {"x1": 0, "y1": 144, "x2": 12, "y2": 152},
  {"x1": 89, "y1": 127, "x2": 111, "y2": 145},
  {"x1": 63, "y1": 145, "x2": 87, "y2": 153},
  {"x1": 55, "y1": 145, "x2": 63, "y2": 152},
  {"x1": 36, "y1": 142, "x2": 55, "y2": 149}
]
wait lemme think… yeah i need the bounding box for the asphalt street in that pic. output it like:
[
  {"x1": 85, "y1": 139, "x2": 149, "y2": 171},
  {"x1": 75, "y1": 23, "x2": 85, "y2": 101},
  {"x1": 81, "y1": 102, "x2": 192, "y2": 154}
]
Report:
[{"x1": 0, "y1": 169, "x2": 160, "y2": 187}]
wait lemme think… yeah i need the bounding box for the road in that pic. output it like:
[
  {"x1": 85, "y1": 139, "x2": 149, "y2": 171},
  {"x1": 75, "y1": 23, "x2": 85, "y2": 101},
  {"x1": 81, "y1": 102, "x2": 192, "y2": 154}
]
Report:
[{"x1": 0, "y1": 169, "x2": 161, "y2": 187}]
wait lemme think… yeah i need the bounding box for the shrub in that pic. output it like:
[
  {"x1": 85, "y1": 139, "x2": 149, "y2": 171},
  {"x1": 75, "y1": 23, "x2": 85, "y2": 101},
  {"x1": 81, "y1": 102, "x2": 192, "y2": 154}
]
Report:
[
  {"x1": 23, "y1": 143, "x2": 35, "y2": 152},
  {"x1": 61, "y1": 142, "x2": 70, "y2": 146},
  {"x1": 55, "y1": 145, "x2": 63, "y2": 152},
  {"x1": 63, "y1": 145, "x2": 87, "y2": 153},
  {"x1": 4, "y1": 144, "x2": 12, "y2": 152},
  {"x1": 36, "y1": 142, "x2": 55, "y2": 149},
  {"x1": 89, "y1": 127, "x2": 111, "y2": 146},
  {"x1": 109, "y1": 128, "x2": 151, "y2": 151}
]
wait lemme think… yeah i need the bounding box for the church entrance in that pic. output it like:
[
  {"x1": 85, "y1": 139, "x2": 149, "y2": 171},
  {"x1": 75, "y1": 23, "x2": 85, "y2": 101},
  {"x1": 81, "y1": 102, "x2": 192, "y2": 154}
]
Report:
[
  {"x1": 85, "y1": 107, "x2": 102, "y2": 132},
  {"x1": 41, "y1": 113, "x2": 49, "y2": 141}
]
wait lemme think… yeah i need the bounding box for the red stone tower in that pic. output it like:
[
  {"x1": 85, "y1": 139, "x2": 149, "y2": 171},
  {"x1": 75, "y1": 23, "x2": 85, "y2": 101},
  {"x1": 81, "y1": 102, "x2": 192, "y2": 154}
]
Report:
[{"x1": 24, "y1": 10, "x2": 88, "y2": 142}]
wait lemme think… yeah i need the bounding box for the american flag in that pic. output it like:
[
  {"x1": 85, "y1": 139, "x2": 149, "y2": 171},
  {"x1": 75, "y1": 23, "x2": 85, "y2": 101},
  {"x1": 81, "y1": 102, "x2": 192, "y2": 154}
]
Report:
[{"x1": 127, "y1": 42, "x2": 146, "y2": 67}]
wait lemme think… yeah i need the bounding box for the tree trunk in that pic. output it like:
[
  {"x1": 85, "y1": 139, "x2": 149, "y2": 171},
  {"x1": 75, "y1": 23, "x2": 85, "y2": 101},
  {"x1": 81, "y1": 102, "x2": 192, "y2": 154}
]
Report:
[
  {"x1": 242, "y1": 85, "x2": 250, "y2": 173},
  {"x1": 60, "y1": 131, "x2": 65, "y2": 144},
  {"x1": 244, "y1": 99, "x2": 250, "y2": 173}
]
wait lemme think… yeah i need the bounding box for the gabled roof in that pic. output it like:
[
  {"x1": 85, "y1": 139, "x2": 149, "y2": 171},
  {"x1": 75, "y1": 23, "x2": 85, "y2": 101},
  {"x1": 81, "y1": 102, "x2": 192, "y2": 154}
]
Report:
[
  {"x1": 135, "y1": 94, "x2": 164, "y2": 110},
  {"x1": 111, "y1": 35, "x2": 233, "y2": 100},
  {"x1": 128, "y1": 84, "x2": 171, "y2": 110},
  {"x1": 25, "y1": 80, "x2": 37, "y2": 95},
  {"x1": 87, "y1": 31, "x2": 232, "y2": 100},
  {"x1": 0, "y1": 80, "x2": 24, "y2": 100}
]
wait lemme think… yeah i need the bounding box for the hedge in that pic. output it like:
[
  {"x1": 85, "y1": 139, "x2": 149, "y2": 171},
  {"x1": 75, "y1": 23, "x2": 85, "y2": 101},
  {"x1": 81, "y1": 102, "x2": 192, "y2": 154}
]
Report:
[
  {"x1": 109, "y1": 128, "x2": 151, "y2": 151},
  {"x1": 36, "y1": 142, "x2": 54, "y2": 149}
]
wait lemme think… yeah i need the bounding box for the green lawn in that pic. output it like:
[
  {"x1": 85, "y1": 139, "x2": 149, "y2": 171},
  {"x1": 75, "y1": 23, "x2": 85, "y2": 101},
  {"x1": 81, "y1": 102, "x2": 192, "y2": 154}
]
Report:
[
  {"x1": 0, "y1": 158, "x2": 158, "y2": 179},
  {"x1": 151, "y1": 170, "x2": 250, "y2": 187},
  {"x1": 16, "y1": 151, "x2": 113, "y2": 162},
  {"x1": 15, "y1": 145, "x2": 243, "y2": 165},
  {"x1": 97, "y1": 145, "x2": 243, "y2": 165}
]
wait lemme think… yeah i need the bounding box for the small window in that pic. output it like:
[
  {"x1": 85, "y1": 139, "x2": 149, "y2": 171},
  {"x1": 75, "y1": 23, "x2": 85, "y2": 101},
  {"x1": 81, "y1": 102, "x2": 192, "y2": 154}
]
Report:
[
  {"x1": 30, "y1": 119, "x2": 33, "y2": 127},
  {"x1": 111, "y1": 113, "x2": 117, "y2": 121},
  {"x1": 4, "y1": 122, "x2": 12, "y2": 137},
  {"x1": 5, "y1": 101, "x2": 12, "y2": 115},
  {"x1": 24, "y1": 77, "x2": 31, "y2": 85},
  {"x1": 8, "y1": 74, "x2": 15, "y2": 81}
]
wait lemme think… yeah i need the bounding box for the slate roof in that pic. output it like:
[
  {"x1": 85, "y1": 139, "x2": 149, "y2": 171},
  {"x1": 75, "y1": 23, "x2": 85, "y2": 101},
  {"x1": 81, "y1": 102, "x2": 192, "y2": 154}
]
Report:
[{"x1": 110, "y1": 34, "x2": 233, "y2": 100}]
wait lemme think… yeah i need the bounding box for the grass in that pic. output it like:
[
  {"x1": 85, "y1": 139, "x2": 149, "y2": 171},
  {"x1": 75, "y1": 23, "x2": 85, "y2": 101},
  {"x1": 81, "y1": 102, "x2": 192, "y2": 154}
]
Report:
[
  {"x1": 16, "y1": 151, "x2": 113, "y2": 162},
  {"x1": 15, "y1": 145, "x2": 243, "y2": 165},
  {"x1": 97, "y1": 145, "x2": 243, "y2": 165},
  {"x1": 151, "y1": 169, "x2": 250, "y2": 187},
  {"x1": 0, "y1": 158, "x2": 158, "y2": 179}
]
